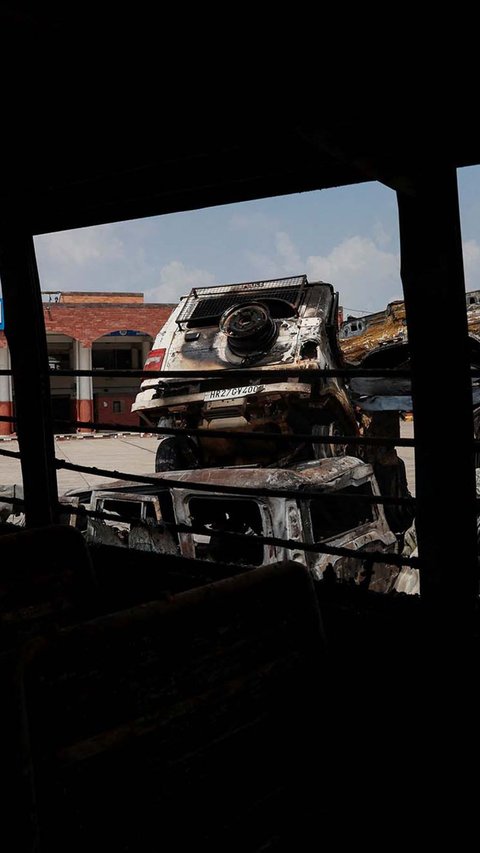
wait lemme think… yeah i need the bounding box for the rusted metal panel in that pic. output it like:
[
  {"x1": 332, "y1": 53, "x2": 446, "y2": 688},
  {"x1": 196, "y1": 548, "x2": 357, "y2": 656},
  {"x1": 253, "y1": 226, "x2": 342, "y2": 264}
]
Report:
[
  {"x1": 339, "y1": 289, "x2": 480, "y2": 366},
  {"x1": 339, "y1": 300, "x2": 407, "y2": 364},
  {"x1": 340, "y1": 290, "x2": 480, "y2": 415}
]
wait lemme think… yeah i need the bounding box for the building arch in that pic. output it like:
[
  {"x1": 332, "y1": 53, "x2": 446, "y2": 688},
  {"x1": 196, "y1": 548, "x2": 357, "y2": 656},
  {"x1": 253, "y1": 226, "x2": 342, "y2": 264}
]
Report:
[{"x1": 41, "y1": 293, "x2": 173, "y2": 433}]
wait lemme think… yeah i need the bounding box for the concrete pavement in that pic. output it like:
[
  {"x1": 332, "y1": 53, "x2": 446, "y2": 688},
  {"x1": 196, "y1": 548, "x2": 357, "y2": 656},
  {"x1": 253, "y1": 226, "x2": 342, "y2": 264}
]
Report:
[{"x1": 0, "y1": 433, "x2": 160, "y2": 493}]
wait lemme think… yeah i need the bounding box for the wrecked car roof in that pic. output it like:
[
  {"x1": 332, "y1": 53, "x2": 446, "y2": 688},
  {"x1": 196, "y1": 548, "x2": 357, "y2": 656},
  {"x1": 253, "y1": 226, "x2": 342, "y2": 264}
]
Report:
[
  {"x1": 64, "y1": 456, "x2": 374, "y2": 502},
  {"x1": 339, "y1": 301, "x2": 407, "y2": 365},
  {"x1": 340, "y1": 291, "x2": 480, "y2": 366},
  {"x1": 339, "y1": 291, "x2": 480, "y2": 411}
]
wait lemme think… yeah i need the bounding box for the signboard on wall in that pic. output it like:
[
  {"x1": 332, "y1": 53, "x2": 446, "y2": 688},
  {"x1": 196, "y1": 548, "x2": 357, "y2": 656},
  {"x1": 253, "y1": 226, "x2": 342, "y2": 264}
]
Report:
[
  {"x1": 106, "y1": 330, "x2": 143, "y2": 336},
  {"x1": 0, "y1": 298, "x2": 4, "y2": 331}
]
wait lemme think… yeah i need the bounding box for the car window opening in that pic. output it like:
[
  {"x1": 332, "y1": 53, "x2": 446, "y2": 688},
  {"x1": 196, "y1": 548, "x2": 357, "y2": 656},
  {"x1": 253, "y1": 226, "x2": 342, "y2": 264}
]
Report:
[
  {"x1": 309, "y1": 483, "x2": 375, "y2": 541},
  {"x1": 188, "y1": 497, "x2": 264, "y2": 565}
]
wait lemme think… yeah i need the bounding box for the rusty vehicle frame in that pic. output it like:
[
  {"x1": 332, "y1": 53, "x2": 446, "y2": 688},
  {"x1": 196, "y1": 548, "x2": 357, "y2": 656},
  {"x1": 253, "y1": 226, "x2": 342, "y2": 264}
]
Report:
[
  {"x1": 132, "y1": 274, "x2": 358, "y2": 469},
  {"x1": 65, "y1": 455, "x2": 400, "y2": 594},
  {"x1": 339, "y1": 289, "x2": 480, "y2": 414}
]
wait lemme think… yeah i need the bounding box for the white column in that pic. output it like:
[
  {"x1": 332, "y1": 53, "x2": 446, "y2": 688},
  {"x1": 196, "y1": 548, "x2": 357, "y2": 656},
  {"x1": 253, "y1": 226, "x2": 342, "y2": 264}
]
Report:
[
  {"x1": 75, "y1": 342, "x2": 94, "y2": 431},
  {"x1": 0, "y1": 345, "x2": 14, "y2": 435}
]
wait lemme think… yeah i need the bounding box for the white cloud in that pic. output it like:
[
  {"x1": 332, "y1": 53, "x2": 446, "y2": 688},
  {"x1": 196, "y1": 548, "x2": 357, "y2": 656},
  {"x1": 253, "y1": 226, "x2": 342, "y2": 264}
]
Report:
[
  {"x1": 307, "y1": 235, "x2": 398, "y2": 281},
  {"x1": 306, "y1": 236, "x2": 401, "y2": 313},
  {"x1": 463, "y1": 239, "x2": 480, "y2": 290},
  {"x1": 274, "y1": 231, "x2": 302, "y2": 273},
  {"x1": 244, "y1": 251, "x2": 281, "y2": 279},
  {"x1": 147, "y1": 261, "x2": 216, "y2": 303},
  {"x1": 245, "y1": 231, "x2": 304, "y2": 279},
  {"x1": 373, "y1": 221, "x2": 392, "y2": 248},
  {"x1": 244, "y1": 231, "x2": 402, "y2": 312},
  {"x1": 35, "y1": 227, "x2": 124, "y2": 266},
  {"x1": 33, "y1": 217, "x2": 480, "y2": 316}
]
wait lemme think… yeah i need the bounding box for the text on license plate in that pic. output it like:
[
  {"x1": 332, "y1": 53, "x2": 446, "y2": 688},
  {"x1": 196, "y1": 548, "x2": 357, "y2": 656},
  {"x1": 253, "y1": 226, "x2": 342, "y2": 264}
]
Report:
[{"x1": 204, "y1": 385, "x2": 260, "y2": 401}]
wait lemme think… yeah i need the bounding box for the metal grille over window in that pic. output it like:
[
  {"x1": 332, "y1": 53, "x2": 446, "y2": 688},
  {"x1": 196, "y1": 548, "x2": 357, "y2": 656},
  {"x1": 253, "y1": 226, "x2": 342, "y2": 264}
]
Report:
[{"x1": 176, "y1": 275, "x2": 307, "y2": 327}]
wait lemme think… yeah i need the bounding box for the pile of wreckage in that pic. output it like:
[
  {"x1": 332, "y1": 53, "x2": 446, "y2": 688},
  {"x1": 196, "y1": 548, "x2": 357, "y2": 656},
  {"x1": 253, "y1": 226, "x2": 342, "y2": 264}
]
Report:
[
  {"x1": 14, "y1": 275, "x2": 480, "y2": 595},
  {"x1": 68, "y1": 275, "x2": 420, "y2": 594},
  {"x1": 2, "y1": 274, "x2": 429, "y2": 594}
]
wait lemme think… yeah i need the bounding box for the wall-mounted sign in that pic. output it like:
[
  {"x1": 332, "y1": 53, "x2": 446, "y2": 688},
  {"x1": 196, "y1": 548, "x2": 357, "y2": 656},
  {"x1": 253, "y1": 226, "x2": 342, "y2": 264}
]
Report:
[
  {"x1": 106, "y1": 329, "x2": 144, "y2": 337},
  {"x1": 0, "y1": 298, "x2": 4, "y2": 331}
]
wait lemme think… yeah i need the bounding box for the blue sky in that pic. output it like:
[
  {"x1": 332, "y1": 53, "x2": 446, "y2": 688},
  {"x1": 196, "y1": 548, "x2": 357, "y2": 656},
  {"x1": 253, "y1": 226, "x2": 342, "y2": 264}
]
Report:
[{"x1": 31, "y1": 165, "x2": 480, "y2": 318}]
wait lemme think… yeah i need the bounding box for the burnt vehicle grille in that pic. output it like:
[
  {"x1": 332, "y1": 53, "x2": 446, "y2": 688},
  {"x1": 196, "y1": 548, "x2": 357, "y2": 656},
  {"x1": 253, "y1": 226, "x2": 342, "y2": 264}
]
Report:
[{"x1": 176, "y1": 276, "x2": 307, "y2": 328}]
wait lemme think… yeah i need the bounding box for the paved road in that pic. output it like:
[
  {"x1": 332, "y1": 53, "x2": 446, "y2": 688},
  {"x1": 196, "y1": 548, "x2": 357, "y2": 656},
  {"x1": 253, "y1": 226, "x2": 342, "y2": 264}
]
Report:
[
  {"x1": 1, "y1": 420, "x2": 416, "y2": 496},
  {"x1": 0, "y1": 433, "x2": 160, "y2": 493}
]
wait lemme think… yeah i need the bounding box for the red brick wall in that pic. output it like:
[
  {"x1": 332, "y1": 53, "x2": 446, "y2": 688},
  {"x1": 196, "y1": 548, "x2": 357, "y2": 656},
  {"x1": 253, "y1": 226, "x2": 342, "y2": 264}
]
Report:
[
  {"x1": 59, "y1": 292, "x2": 144, "y2": 304},
  {"x1": 94, "y1": 393, "x2": 140, "y2": 427},
  {"x1": 42, "y1": 303, "x2": 175, "y2": 346},
  {"x1": 2, "y1": 304, "x2": 175, "y2": 347}
]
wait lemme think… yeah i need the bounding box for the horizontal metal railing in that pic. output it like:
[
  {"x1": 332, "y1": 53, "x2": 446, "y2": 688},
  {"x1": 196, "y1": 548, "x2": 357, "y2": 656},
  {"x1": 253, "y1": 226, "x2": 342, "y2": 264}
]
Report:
[
  {"x1": 0, "y1": 413, "x2": 418, "y2": 447},
  {"x1": 0, "y1": 486, "x2": 422, "y2": 570},
  {"x1": 0, "y1": 443, "x2": 416, "y2": 504},
  {"x1": 0, "y1": 361, "x2": 457, "y2": 580}
]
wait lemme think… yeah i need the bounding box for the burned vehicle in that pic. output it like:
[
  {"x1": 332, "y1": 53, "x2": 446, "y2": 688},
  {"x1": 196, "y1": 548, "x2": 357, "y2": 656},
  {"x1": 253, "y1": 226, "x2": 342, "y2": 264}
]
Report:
[
  {"x1": 339, "y1": 299, "x2": 408, "y2": 374},
  {"x1": 132, "y1": 275, "x2": 358, "y2": 470},
  {"x1": 64, "y1": 455, "x2": 400, "y2": 594},
  {"x1": 339, "y1": 292, "x2": 480, "y2": 508},
  {"x1": 339, "y1": 289, "x2": 480, "y2": 413}
]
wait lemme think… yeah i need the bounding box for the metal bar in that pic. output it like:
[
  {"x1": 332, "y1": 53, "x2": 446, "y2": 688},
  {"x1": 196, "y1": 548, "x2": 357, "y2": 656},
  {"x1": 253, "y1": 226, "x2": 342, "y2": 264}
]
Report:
[
  {"x1": 4, "y1": 366, "x2": 480, "y2": 377},
  {"x1": 0, "y1": 225, "x2": 59, "y2": 525},
  {"x1": 0, "y1": 367, "x2": 417, "y2": 379},
  {"x1": 49, "y1": 418, "x2": 419, "y2": 446},
  {"x1": 0, "y1": 412, "x2": 419, "y2": 446},
  {"x1": 53, "y1": 502, "x2": 424, "y2": 568},
  {"x1": 397, "y1": 169, "x2": 478, "y2": 621}
]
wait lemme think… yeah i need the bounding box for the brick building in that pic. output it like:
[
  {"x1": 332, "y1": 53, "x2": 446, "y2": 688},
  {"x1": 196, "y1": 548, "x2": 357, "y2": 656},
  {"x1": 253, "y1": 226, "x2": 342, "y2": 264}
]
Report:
[{"x1": 0, "y1": 292, "x2": 174, "y2": 435}]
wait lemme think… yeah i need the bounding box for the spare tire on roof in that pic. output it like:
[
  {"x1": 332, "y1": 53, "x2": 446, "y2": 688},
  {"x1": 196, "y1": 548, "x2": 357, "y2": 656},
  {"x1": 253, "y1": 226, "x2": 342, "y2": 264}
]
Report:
[{"x1": 219, "y1": 302, "x2": 278, "y2": 356}]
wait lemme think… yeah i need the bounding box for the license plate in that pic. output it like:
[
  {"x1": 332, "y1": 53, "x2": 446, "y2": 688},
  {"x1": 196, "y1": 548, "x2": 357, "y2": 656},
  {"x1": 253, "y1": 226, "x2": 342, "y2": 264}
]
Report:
[{"x1": 204, "y1": 385, "x2": 260, "y2": 402}]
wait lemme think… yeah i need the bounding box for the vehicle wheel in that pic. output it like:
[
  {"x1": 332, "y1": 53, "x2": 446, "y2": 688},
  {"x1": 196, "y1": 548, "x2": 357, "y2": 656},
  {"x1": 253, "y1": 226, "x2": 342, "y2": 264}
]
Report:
[
  {"x1": 155, "y1": 437, "x2": 199, "y2": 471},
  {"x1": 312, "y1": 423, "x2": 345, "y2": 459},
  {"x1": 155, "y1": 438, "x2": 183, "y2": 471}
]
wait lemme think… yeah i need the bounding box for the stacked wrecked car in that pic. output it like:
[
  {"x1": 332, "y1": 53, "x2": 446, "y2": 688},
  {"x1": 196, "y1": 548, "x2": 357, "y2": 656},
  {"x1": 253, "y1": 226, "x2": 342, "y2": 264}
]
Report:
[{"x1": 132, "y1": 274, "x2": 358, "y2": 468}]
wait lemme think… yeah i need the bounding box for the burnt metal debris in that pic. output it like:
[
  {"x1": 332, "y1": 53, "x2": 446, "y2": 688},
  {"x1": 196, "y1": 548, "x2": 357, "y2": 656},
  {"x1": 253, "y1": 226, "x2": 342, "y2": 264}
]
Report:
[{"x1": 338, "y1": 289, "x2": 480, "y2": 412}]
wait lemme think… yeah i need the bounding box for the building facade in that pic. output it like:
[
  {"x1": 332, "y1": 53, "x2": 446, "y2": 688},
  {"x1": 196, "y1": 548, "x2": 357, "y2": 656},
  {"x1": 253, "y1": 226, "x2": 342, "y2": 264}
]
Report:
[{"x1": 0, "y1": 292, "x2": 174, "y2": 435}]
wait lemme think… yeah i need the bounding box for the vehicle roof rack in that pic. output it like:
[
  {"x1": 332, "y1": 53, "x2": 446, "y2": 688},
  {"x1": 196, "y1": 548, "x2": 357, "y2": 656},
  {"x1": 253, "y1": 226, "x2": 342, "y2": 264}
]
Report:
[{"x1": 176, "y1": 275, "x2": 308, "y2": 327}]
